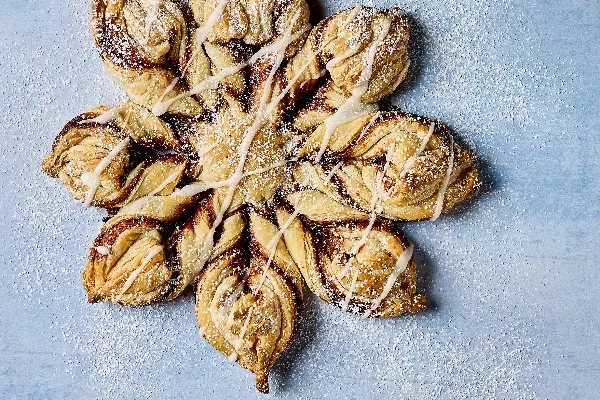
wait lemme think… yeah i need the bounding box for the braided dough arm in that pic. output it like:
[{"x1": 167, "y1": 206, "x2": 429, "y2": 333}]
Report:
[{"x1": 292, "y1": 112, "x2": 480, "y2": 221}]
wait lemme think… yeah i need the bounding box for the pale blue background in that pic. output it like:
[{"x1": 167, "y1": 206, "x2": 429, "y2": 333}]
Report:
[{"x1": 0, "y1": 0, "x2": 598, "y2": 399}]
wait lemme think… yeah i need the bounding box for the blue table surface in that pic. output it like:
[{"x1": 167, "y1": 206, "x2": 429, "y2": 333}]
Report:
[{"x1": 1, "y1": 0, "x2": 598, "y2": 399}]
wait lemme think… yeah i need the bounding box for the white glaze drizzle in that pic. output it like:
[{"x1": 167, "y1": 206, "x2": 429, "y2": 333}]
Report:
[
  {"x1": 324, "y1": 161, "x2": 345, "y2": 183},
  {"x1": 337, "y1": 144, "x2": 395, "y2": 280},
  {"x1": 195, "y1": 143, "x2": 218, "y2": 159},
  {"x1": 341, "y1": 267, "x2": 359, "y2": 311},
  {"x1": 144, "y1": 0, "x2": 162, "y2": 42},
  {"x1": 152, "y1": 0, "x2": 229, "y2": 112},
  {"x1": 174, "y1": 158, "x2": 290, "y2": 198},
  {"x1": 187, "y1": 17, "x2": 304, "y2": 284},
  {"x1": 398, "y1": 122, "x2": 435, "y2": 181},
  {"x1": 95, "y1": 245, "x2": 111, "y2": 256},
  {"x1": 314, "y1": 17, "x2": 391, "y2": 163},
  {"x1": 184, "y1": 0, "x2": 229, "y2": 72},
  {"x1": 228, "y1": 305, "x2": 254, "y2": 361},
  {"x1": 222, "y1": 269, "x2": 251, "y2": 310},
  {"x1": 345, "y1": 5, "x2": 362, "y2": 22},
  {"x1": 336, "y1": 211, "x2": 377, "y2": 282},
  {"x1": 153, "y1": 22, "x2": 310, "y2": 115},
  {"x1": 315, "y1": 95, "x2": 378, "y2": 163},
  {"x1": 153, "y1": 62, "x2": 246, "y2": 115},
  {"x1": 116, "y1": 244, "x2": 164, "y2": 301},
  {"x1": 254, "y1": 162, "x2": 343, "y2": 291},
  {"x1": 79, "y1": 106, "x2": 120, "y2": 124},
  {"x1": 173, "y1": 179, "x2": 229, "y2": 197},
  {"x1": 355, "y1": 112, "x2": 379, "y2": 143},
  {"x1": 80, "y1": 137, "x2": 131, "y2": 207},
  {"x1": 263, "y1": 6, "x2": 361, "y2": 119},
  {"x1": 363, "y1": 243, "x2": 414, "y2": 318},
  {"x1": 147, "y1": 164, "x2": 186, "y2": 197},
  {"x1": 390, "y1": 60, "x2": 411, "y2": 90},
  {"x1": 430, "y1": 134, "x2": 455, "y2": 221},
  {"x1": 325, "y1": 41, "x2": 362, "y2": 70},
  {"x1": 242, "y1": 159, "x2": 288, "y2": 177},
  {"x1": 154, "y1": 76, "x2": 181, "y2": 111}
]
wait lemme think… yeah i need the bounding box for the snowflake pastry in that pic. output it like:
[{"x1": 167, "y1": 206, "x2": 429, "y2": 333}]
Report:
[{"x1": 42, "y1": 0, "x2": 480, "y2": 392}]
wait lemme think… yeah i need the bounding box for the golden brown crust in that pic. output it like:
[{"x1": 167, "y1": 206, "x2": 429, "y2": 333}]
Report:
[
  {"x1": 83, "y1": 216, "x2": 175, "y2": 306},
  {"x1": 313, "y1": 221, "x2": 425, "y2": 317},
  {"x1": 91, "y1": 0, "x2": 203, "y2": 115},
  {"x1": 41, "y1": 107, "x2": 195, "y2": 209},
  {"x1": 283, "y1": 6, "x2": 411, "y2": 124},
  {"x1": 274, "y1": 200, "x2": 425, "y2": 317},
  {"x1": 315, "y1": 7, "x2": 411, "y2": 102},
  {"x1": 189, "y1": 0, "x2": 310, "y2": 50},
  {"x1": 195, "y1": 208, "x2": 303, "y2": 393}
]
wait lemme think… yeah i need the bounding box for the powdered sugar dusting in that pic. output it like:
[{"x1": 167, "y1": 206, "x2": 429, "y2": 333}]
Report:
[
  {"x1": 388, "y1": 0, "x2": 573, "y2": 140},
  {"x1": 269, "y1": 301, "x2": 539, "y2": 399},
  {"x1": 1, "y1": 0, "x2": 576, "y2": 397}
]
